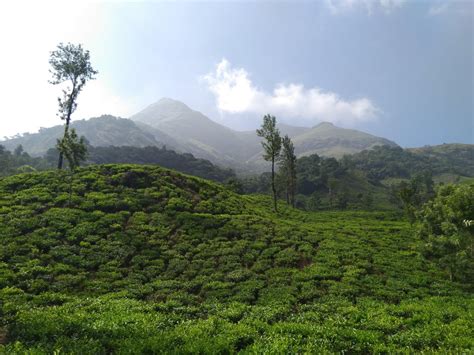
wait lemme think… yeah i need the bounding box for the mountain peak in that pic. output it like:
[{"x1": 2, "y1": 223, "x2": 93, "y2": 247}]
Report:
[
  {"x1": 314, "y1": 122, "x2": 335, "y2": 129},
  {"x1": 148, "y1": 97, "x2": 192, "y2": 112}
]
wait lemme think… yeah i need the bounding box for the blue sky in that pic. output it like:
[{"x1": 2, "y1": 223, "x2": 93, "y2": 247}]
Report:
[{"x1": 0, "y1": 0, "x2": 472, "y2": 147}]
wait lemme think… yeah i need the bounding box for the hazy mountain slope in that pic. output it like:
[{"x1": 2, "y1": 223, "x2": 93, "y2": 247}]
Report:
[
  {"x1": 292, "y1": 122, "x2": 399, "y2": 158},
  {"x1": 131, "y1": 98, "x2": 253, "y2": 164},
  {"x1": 1, "y1": 116, "x2": 169, "y2": 156},
  {"x1": 131, "y1": 99, "x2": 399, "y2": 169},
  {"x1": 278, "y1": 122, "x2": 311, "y2": 137}
]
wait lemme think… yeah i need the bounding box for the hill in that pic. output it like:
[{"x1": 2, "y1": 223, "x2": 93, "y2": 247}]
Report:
[
  {"x1": 292, "y1": 122, "x2": 398, "y2": 158},
  {"x1": 346, "y1": 145, "x2": 474, "y2": 184},
  {"x1": 0, "y1": 165, "x2": 472, "y2": 353},
  {"x1": 0, "y1": 116, "x2": 177, "y2": 156},
  {"x1": 408, "y1": 144, "x2": 474, "y2": 179}
]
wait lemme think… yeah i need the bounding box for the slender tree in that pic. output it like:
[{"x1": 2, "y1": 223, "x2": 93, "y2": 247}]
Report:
[
  {"x1": 49, "y1": 43, "x2": 98, "y2": 169},
  {"x1": 257, "y1": 114, "x2": 282, "y2": 212},
  {"x1": 279, "y1": 135, "x2": 297, "y2": 208}
]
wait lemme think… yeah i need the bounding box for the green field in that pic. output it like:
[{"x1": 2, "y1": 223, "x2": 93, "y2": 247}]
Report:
[{"x1": 1, "y1": 165, "x2": 473, "y2": 353}]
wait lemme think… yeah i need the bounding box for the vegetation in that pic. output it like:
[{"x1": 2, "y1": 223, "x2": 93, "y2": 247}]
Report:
[
  {"x1": 0, "y1": 164, "x2": 472, "y2": 353},
  {"x1": 417, "y1": 184, "x2": 474, "y2": 282},
  {"x1": 55, "y1": 129, "x2": 88, "y2": 171},
  {"x1": 0, "y1": 144, "x2": 235, "y2": 183},
  {"x1": 256, "y1": 115, "x2": 282, "y2": 212},
  {"x1": 397, "y1": 172, "x2": 435, "y2": 224},
  {"x1": 0, "y1": 145, "x2": 51, "y2": 177},
  {"x1": 345, "y1": 145, "x2": 474, "y2": 182},
  {"x1": 49, "y1": 42, "x2": 97, "y2": 169},
  {"x1": 279, "y1": 135, "x2": 297, "y2": 207}
]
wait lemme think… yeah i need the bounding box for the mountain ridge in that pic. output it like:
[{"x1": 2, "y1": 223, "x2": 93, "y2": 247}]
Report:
[{"x1": 2, "y1": 98, "x2": 402, "y2": 171}]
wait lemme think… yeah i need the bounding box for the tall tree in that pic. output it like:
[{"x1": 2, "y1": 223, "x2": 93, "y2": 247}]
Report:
[
  {"x1": 257, "y1": 114, "x2": 282, "y2": 212},
  {"x1": 279, "y1": 135, "x2": 297, "y2": 208},
  {"x1": 49, "y1": 43, "x2": 97, "y2": 169}
]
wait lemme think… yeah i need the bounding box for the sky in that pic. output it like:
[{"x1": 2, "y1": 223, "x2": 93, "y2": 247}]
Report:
[{"x1": 0, "y1": 0, "x2": 472, "y2": 147}]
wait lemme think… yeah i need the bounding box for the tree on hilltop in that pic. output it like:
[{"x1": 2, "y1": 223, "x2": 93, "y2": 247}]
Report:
[{"x1": 49, "y1": 42, "x2": 97, "y2": 169}]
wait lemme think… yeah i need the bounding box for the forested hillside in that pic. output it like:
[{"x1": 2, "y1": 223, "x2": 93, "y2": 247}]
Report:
[
  {"x1": 0, "y1": 165, "x2": 472, "y2": 353},
  {"x1": 346, "y1": 145, "x2": 474, "y2": 182},
  {"x1": 0, "y1": 144, "x2": 235, "y2": 183},
  {"x1": 242, "y1": 144, "x2": 474, "y2": 211}
]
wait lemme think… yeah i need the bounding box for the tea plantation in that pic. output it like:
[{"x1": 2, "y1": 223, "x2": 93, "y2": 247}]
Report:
[{"x1": 0, "y1": 165, "x2": 472, "y2": 353}]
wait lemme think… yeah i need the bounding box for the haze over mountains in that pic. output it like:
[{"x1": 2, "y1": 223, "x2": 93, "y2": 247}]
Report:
[{"x1": 2, "y1": 97, "x2": 403, "y2": 172}]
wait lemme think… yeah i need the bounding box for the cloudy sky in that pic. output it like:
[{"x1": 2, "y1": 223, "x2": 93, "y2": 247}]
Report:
[{"x1": 0, "y1": 0, "x2": 472, "y2": 147}]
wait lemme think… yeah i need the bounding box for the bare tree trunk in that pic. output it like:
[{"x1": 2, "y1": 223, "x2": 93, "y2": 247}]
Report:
[
  {"x1": 57, "y1": 119, "x2": 70, "y2": 169},
  {"x1": 290, "y1": 178, "x2": 295, "y2": 208},
  {"x1": 271, "y1": 156, "x2": 277, "y2": 212},
  {"x1": 58, "y1": 85, "x2": 76, "y2": 170}
]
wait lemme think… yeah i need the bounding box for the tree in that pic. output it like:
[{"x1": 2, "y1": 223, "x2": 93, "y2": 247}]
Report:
[
  {"x1": 13, "y1": 145, "x2": 24, "y2": 157},
  {"x1": 279, "y1": 135, "x2": 297, "y2": 208},
  {"x1": 398, "y1": 171, "x2": 435, "y2": 224},
  {"x1": 417, "y1": 184, "x2": 474, "y2": 282},
  {"x1": 256, "y1": 115, "x2": 282, "y2": 212},
  {"x1": 49, "y1": 42, "x2": 97, "y2": 169},
  {"x1": 56, "y1": 129, "x2": 87, "y2": 171}
]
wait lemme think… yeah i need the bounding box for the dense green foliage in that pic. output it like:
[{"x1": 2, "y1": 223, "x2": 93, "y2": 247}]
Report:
[
  {"x1": 243, "y1": 154, "x2": 396, "y2": 211},
  {"x1": 346, "y1": 145, "x2": 474, "y2": 182},
  {"x1": 0, "y1": 144, "x2": 235, "y2": 183},
  {"x1": 0, "y1": 145, "x2": 50, "y2": 176},
  {"x1": 85, "y1": 145, "x2": 236, "y2": 183},
  {"x1": 417, "y1": 184, "x2": 474, "y2": 282},
  {"x1": 0, "y1": 165, "x2": 472, "y2": 353},
  {"x1": 243, "y1": 144, "x2": 474, "y2": 212},
  {"x1": 56, "y1": 129, "x2": 88, "y2": 171}
]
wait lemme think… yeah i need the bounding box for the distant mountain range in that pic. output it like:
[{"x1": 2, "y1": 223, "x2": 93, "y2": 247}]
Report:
[{"x1": 0, "y1": 97, "x2": 417, "y2": 173}]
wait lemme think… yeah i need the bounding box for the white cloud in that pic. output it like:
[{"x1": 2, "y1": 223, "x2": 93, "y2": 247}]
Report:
[
  {"x1": 202, "y1": 59, "x2": 379, "y2": 126},
  {"x1": 326, "y1": 0, "x2": 406, "y2": 15},
  {"x1": 0, "y1": 1, "x2": 136, "y2": 139},
  {"x1": 428, "y1": 3, "x2": 449, "y2": 16}
]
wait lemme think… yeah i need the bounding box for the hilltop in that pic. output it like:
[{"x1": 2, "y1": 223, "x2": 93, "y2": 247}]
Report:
[{"x1": 0, "y1": 164, "x2": 472, "y2": 353}]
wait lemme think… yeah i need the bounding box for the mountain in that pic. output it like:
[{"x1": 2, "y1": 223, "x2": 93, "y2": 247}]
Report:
[
  {"x1": 2, "y1": 98, "x2": 400, "y2": 171},
  {"x1": 131, "y1": 98, "x2": 253, "y2": 165},
  {"x1": 1, "y1": 115, "x2": 177, "y2": 156},
  {"x1": 0, "y1": 164, "x2": 471, "y2": 353},
  {"x1": 131, "y1": 98, "x2": 398, "y2": 169},
  {"x1": 292, "y1": 122, "x2": 398, "y2": 158}
]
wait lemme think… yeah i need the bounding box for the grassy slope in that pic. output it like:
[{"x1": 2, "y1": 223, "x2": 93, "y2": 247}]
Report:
[{"x1": 0, "y1": 165, "x2": 472, "y2": 353}]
